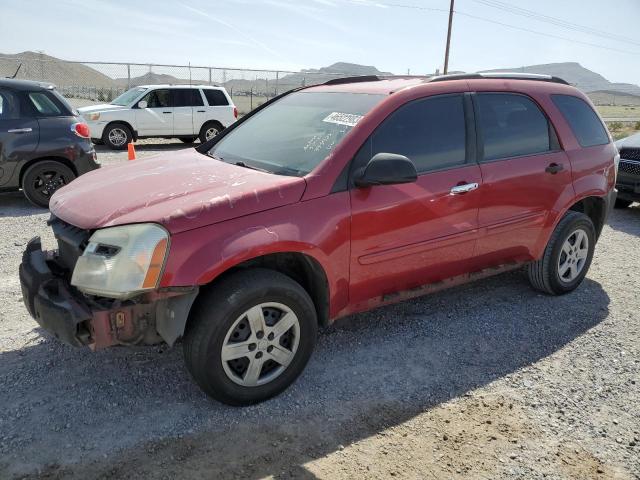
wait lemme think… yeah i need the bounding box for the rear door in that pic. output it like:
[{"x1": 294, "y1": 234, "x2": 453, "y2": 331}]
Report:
[
  {"x1": 349, "y1": 93, "x2": 483, "y2": 305},
  {"x1": 472, "y1": 92, "x2": 572, "y2": 265},
  {"x1": 200, "y1": 88, "x2": 233, "y2": 129},
  {"x1": 134, "y1": 88, "x2": 172, "y2": 136},
  {"x1": 172, "y1": 88, "x2": 203, "y2": 136},
  {"x1": 0, "y1": 88, "x2": 38, "y2": 187}
]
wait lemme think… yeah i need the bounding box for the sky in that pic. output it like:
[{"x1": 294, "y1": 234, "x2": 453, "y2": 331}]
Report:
[{"x1": 1, "y1": 0, "x2": 640, "y2": 84}]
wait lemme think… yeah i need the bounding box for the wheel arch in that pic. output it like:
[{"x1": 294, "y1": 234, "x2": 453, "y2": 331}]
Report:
[
  {"x1": 103, "y1": 120, "x2": 136, "y2": 141},
  {"x1": 566, "y1": 195, "x2": 607, "y2": 239},
  {"x1": 199, "y1": 120, "x2": 224, "y2": 136},
  {"x1": 200, "y1": 251, "x2": 331, "y2": 328}
]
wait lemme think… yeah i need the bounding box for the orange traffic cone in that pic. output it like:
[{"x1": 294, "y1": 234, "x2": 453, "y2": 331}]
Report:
[{"x1": 127, "y1": 142, "x2": 136, "y2": 161}]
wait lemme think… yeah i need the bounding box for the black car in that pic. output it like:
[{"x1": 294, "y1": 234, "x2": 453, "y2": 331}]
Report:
[
  {"x1": 0, "y1": 79, "x2": 99, "y2": 207},
  {"x1": 615, "y1": 133, "x2": 640, "y2": 208}
]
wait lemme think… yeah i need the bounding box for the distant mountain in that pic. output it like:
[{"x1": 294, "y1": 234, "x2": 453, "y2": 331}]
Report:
[
  {"x1": 480, "y1": 62, "x2": 640, "y2": 96},
  {"x1": 278, "y1": 62, "x2": 394, "y2": 87},
  {"x1": 115, "y1": 71, "x2": 185, "y2": 87}
]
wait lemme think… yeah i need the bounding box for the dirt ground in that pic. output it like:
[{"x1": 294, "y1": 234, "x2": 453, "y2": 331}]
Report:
[{"x1": 0, "y1": 142, "x2": 638, "y2": 479}]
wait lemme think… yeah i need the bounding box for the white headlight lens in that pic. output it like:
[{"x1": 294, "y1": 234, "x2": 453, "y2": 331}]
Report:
[{"x1": 71, "y1": 223, "x2": 169, "y2": 299}]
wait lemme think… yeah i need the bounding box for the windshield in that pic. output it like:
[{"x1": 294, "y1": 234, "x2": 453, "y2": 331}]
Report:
[
  {"x1": 209, "y1": 91, "x2": 384, "y2": 176},
  {"x1": 111, "y1": 87, "x2": 148, "y2": 106}
]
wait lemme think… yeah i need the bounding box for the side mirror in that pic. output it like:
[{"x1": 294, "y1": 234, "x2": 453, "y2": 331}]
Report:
[
  {"x1": 137, "y1": 100, "x2": 148, "y2": 109},
  {"x1": 354, "y1": 153, "x2": 418, "y2": 188}
]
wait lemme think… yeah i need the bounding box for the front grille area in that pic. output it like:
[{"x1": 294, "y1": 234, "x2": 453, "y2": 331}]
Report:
[
  {"x1": 48, "y1": 215, "x2": 91, "y2": 272},
  {"x1": 619, "y1": 159, "x2": 640, "y2": 177},
  {"x1": 619, "y1": 147, "x2": 640, "y2": 161}
]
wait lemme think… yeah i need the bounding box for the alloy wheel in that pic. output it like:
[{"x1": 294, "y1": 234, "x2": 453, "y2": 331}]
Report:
[{"x1": 558, "y1": 228, "x2": 589, "y2": 282}]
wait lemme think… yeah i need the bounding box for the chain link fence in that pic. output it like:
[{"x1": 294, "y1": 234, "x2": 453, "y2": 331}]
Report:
[{"x1": 0, "y1": 54, "x2": 352, "y2": 114}]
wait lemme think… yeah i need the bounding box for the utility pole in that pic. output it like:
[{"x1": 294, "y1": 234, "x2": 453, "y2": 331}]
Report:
[{"x1": 443, "y1": 0, "x2": 455, "y2": 75}]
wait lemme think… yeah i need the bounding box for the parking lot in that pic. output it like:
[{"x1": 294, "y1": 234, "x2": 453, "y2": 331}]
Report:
[{"x1": 0, "y1": 144, "x2": 639, "y2": 479}]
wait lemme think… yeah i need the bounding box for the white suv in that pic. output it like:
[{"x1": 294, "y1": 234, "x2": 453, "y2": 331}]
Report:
[{"x1": 78, "y1": 85, "x2": 237, "y2": 149}]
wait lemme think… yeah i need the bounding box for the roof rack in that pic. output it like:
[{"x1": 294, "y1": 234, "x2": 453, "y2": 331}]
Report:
[
  {"x1": 429, "y1": 72, "x2": 569, "y2": 85},
  {"x1": 323, "y1": 75, "x2": 381, "y2": 85}
]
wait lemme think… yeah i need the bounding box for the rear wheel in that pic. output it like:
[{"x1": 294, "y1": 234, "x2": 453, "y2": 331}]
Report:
[
  {"x1": 614, "y1": 198, "x2": 633, "y2": 209},
  {"x1": 103, "y1": 123, "x2": 132, "y2": 150},
  {"x1": 21, "y1": 161, "x2": 76, "y2": 208},
  {"x1": 183, "y1": 269, "x2": 317, "y2": 406},
  {"x1": 527, "y1": 211, "x2": 595, "y2": 295},
  {"x1": 198, "y1": 122, "x2": 222, "y2": 143}
]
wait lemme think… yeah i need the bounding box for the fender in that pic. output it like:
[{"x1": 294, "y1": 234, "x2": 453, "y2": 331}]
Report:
[{"x1": 160, "y1": 191, "x2": 352, "y2": 318}]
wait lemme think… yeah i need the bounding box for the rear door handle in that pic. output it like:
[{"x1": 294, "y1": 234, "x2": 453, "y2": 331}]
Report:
[
  {"x1": 7, "y1": 128, "x2": 33, "y2": 134},
  {"x1": 545, "y1": 163, "x2": 564, "y2": 174},
  {"x1": 450, "y1": 182, "x2": 479, "y2": 194},
  {"x1": 196, "y1": 110, "x2": 205, "y2": 113},
  {"x1": 162, "y1": 111, "x2": 172, "y2": 114}
]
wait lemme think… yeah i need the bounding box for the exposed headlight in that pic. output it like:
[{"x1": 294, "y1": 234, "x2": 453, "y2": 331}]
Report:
[
  {"x1": 86, "y1": 113, "x2": 100, "y2": 121},
  {"x1": 71, "y1": 223, "x2": 169, "y2": 299}
]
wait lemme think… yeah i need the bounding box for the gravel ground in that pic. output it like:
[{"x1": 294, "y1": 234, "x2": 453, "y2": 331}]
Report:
[{"x1": 0, "y1": 143, "x2": 639, "y2": 479}]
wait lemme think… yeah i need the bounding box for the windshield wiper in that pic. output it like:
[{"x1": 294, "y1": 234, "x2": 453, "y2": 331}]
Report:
[{"x1": 233, "y1": 161, "x2": 271, "y2": 173}]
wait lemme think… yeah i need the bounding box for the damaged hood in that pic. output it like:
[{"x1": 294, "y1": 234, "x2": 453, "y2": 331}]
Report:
[{"x1": 50, "y1": 149, "x2": 307, "y2": 233}]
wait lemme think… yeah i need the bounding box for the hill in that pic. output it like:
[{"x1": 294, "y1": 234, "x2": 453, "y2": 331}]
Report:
[
  {"x1": 480, "y1": 62, "x2": 640, "y2": 96},
  {"x1": 0, "y1": 51, "x2": 116, "y2": 88}
]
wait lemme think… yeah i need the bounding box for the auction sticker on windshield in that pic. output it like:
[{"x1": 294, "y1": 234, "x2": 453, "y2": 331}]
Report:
[{"x1": 322, "y1": 112, "x2": 363, "y2": 127}]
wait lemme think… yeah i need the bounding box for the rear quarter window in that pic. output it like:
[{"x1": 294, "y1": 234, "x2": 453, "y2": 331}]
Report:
[
  {"x1": 203, "y1": 89, "x2": 229, "y2": 106},
  {"x1": 27, "y1": 92, "x2": 64, "y2": 116},
  {"x1": 551, "y1": 94, "x2": 609, "y2": 147},
  {"x1": 0, "y1": 89, "x2": 21, "y2": 119}
]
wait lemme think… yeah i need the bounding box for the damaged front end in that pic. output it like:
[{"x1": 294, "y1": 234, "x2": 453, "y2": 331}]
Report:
[{"x1": 19, "y1": 217, "x2": 198, "y2": 350}]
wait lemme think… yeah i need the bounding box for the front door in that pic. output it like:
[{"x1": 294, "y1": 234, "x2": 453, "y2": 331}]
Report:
[
  {"x1": 135, "y1": 88, "x2": 173, "y2": 136},
  {"x1": 472, "y1": 92, "x2": 573, "y2": 266},
  {"x1": 0, "y1": 88, "x2": 38, "y2": 186},
  {"x1": 349, "y1": 93, "x2": 482, "y2": 306}
]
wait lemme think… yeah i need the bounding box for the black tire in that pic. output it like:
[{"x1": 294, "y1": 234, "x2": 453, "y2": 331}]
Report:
[
  {"x1": 21, "y1": 161, "x2": 76, "y2": 208},
  {"x1": 180, "y1": 137, "x2": 197, "y2": 144},
  {"x1": 198, "y1": 122, "x2": 223, "y2": 143},
  {"x1": 614, "y1": 198, "x2": 633, "y2": 209},
  {"x1": 102, "y1": 123, "x2": 132, "y2": 150},
  {"x1": 183, "y1": 268, "x2": 317, "y2": 406},
  {"x1": 527, "y1": 211, "x2": 595, "y2": 295},
  {"x1": 92, "y1": 139, "x2": 104, "y2": 146}
]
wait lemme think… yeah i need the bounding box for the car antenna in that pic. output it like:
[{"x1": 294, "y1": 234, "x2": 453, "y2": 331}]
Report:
[{"x1": 7, "y1": 63, "x2": 22, "y2": 79}]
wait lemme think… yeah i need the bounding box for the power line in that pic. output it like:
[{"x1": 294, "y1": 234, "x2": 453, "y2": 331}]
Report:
[{"x1": 470, "y1": 0, "x2": 640, "y2": 48}]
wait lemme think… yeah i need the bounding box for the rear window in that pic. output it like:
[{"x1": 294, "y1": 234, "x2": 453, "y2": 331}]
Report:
[
  {"x1": 551, "y1": 94, "x2": 609, "y2": 147},
  {"x1": 27, "y1": 92, "x2": 63, "y2": 116},
  {"x1": 203, "y1": 89, "x2": 229, "y2": 106},
  {"x1": 476, "y1": 93, "x2": 552, "y2": 161}
]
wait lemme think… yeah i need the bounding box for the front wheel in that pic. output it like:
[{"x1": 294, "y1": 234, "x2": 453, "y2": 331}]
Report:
[
  {"x1": 527, "y1": 211, "x2": 595, "y2": 295},
  {"x1": 183, "y1": 269, "x2": 317, "y2": 406},
  {"x1": 22, "y1": 161, "x2": 76, "y2": 208},
  {"x1": 102, "y1": 123, "x2": 132, "y2": 150}
]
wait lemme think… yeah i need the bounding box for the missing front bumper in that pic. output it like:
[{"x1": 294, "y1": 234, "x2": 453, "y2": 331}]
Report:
[{"x1": 19, "y1": 237, "x2": 198, "y2": 350}]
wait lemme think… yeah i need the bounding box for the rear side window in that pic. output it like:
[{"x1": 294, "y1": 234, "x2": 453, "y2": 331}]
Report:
[
  {"x1": 367, "y1": 94, "x2": 467, "y2": 174},
  {"x1": 0, "y1": 89, "x2": 20, "y2": 119},
  {"x1": 476, "y1": 93, "x2": 552, "y2": 161},
  {"x1": 203, "y1": 89, "x2": 229, "y2": 106},
  {"x1": 27, "y1": 92, "x2": 63, "y2": 116},
  {"x1": 551, "y1": 94, "x2": 609, "y2": 147},
  {"x1": 173, "y1": 89, "x2": 204, "y2": 107}
]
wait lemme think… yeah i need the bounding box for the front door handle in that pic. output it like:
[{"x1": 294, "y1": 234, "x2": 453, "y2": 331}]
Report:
[
  {"x1": 545, "y1": 163, "x2": 564, "y2": 174},
  {"x1": 7, "y1": 128, "x2": 33, "y2": 134},
  {"x1": 196, "y1": 110, "x2": 205, "y2": 113},
  {"x1": 450, "y1": 182, "x2": 479, "y2": 195},
  {"x1": 162, "y1": 111, "x2": 172, "y2": 114}
]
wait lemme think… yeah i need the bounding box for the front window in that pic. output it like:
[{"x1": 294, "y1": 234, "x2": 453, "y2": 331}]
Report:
[
  {"x1": 111, "y1": 87, "x2": 148, "y2": 106},
  {"x1": 208, "y1": 91, "x2": 384, "y2": 176}
]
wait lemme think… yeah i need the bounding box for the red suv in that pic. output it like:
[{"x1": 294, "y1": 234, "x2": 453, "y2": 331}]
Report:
[{"x1": 19, "y1": 73, "x2": 617, "y2": 405}]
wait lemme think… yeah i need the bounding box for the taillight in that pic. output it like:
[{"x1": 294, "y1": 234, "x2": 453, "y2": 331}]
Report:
[
  {"x1": 71, "y1": 122, "x2": 91, "y2": 138},
  {"x1": 233, "y1": 107, "x2": 238, "y2": 119}
]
